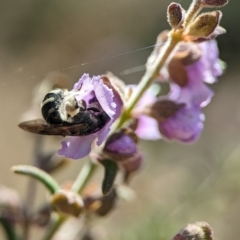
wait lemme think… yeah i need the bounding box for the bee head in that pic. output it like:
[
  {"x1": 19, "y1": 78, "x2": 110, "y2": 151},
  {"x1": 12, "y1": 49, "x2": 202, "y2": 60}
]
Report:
[{"x1": 61, "y1": 94, "x2": 87, "y2": 123}]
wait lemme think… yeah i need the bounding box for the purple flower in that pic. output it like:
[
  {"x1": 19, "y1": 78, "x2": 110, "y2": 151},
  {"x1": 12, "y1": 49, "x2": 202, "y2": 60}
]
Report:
[
  {"x1": 136, "y1": 95, "x2": 204, "y2": 143},
  {"x1": 158, "y1": 104, "x2": 204, "y2": 142},
  {"x1": 168, "y1": 40, "x2": 223, "y2": 107},
  {"x1": 58, "y1": 74, "x2": 123, "y2": 159},
  {"x1": 130, "y1": 85, "x2": 161, "y2": 140}
]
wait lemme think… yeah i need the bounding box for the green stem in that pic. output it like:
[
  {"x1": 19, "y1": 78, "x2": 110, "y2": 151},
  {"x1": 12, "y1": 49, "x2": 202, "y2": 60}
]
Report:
[
  {"x1": 116, "y1": 33, "x2": 180, "y2": 128},
  {"x1": 42, "y1": 215, "x2": 66, "y2": 240},
  {"x1": 71, "y1": 160, "x2": 97, "y2": 193},
  {"x1": 183, "y1": 0, "x2": 202, "y2": 28}
]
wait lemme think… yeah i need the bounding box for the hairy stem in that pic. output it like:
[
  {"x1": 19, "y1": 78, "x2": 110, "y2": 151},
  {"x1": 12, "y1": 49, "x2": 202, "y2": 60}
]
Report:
[{"x1": 183, "y1": 0, "x2": 202, "y2": 28}]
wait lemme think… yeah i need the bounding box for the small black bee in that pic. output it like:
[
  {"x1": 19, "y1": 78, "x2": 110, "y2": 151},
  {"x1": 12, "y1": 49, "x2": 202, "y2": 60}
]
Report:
[{"x1": 19, "y1": 89, "x2": 110, "y2": 136}]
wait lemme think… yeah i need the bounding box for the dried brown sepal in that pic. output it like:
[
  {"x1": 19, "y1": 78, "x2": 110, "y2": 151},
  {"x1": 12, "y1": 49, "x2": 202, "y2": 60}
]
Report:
[
  {"x1": 168, "y1": 57, "x2": 188, "y2": 87},
  {"x1": 167, "y1": 2, "x2": 185, "y2": 28},
  {"x1": 172, "y1": 221, "x2": 214, "y2": 240},
  {"x1": 143, "y1": 99, "x2": 185, "y2": 121},
  {"x1": 50, "y1": 189, "x2": 84, "y2": 217},
  {"x1": 167, "y1": 42, "x2": 202, "y2": 86},
  {"x1": 101, "y1": 72, "x2": 126, "y2": 105},
  {"x1": 175, "y1": 42, "x2": 202, "y2": 65},
  {"x1": 185, "y1": 11, "x2": 222, "y2": 41},
  {"x1": 83, "y1": 183, "x2": 117, "y2": 216},
  {"x1": 121, "y1": 151, "x2": 144, "y2": 183},
  {"x1": 200, "y1": 0, "x2": 228, "y2": 8}
]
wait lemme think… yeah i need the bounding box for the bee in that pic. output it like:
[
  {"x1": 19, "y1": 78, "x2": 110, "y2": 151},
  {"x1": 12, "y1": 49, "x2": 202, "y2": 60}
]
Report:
[{"x1": 19, "y1": 89, "x2": 110, "y2": 136}]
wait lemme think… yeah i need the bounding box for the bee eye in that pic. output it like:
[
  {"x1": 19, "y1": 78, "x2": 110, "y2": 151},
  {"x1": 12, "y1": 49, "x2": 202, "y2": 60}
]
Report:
[{"x1": 41, "y1": 89, "x2": 65, "y2": 124}]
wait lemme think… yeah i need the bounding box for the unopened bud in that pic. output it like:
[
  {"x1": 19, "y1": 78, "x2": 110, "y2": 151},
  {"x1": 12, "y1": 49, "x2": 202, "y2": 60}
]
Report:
[
  {"x1": 83, "y1": 183, "x2": 117, "y2": 216},
  {"x1": 103, "y1": 129, "x2": 138, "y2": 161},
  {"x1": 185, "y1": 11, "x2": 222, "y2": 41},
  {"x1": 167, "y1": 2, "x2": 185, "y2": 28},
  {"x1": 172, "y1": 221, "x2": 213, "y2": 240},
  {"x1": 50, "y1": 189, "x2": 84, "y2": 217},
  {"x1": 200, "y1": 0, "x2": 228, "y2": 8}
]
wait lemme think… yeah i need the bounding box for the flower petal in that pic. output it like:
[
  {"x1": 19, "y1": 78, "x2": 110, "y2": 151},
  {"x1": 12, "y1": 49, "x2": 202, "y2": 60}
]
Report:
[
  {"x1": 58, "y1": 135, "x2": 96, "y2": 159},
  {"x1": 93, "y1": 76, "x2": 115, "y2": 118},
  {"x1": 159, "y1": 105, "x2": 204, "y2": 142},
  {"x1": 135, "y1": 115, "x2": 161, "y2": 140}
]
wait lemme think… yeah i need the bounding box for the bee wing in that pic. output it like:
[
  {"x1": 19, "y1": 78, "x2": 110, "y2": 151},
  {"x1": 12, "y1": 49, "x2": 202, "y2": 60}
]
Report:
[{"x1": 18, "y1": 119, "x2": 88, "y2": 136}]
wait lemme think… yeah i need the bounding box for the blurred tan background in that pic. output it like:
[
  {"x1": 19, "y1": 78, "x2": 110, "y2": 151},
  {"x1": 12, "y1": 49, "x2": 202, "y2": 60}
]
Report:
[{"x1": 0, "y1": 0, "x2": 240, "y2": 239}]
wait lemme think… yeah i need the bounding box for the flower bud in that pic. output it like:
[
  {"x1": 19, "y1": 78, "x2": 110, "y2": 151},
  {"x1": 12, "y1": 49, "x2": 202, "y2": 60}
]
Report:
[
  {"x1": 103, "y1": 129, "x2": 138, "y2": 161},
  {"x1": 200, "y1": 0, "x2": 228, "y2": 8},
  {"x1": 171, "y1": 221, "x2": 213, "y2": 240},
  {"x1": 50, "y1": 189, "x2": 84, "y2": 217},
  {"x1": 185, "y1": 11, "x2": 222, "y2": 41},
  {"x1": 167, "y1": 3, "x2": 185, "y2": 28}
]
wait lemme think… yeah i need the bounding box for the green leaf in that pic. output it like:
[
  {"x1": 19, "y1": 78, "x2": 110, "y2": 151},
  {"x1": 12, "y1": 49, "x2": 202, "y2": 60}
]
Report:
[{"x1": 11, "y1": 165, "x2": 59, "y2": 194}]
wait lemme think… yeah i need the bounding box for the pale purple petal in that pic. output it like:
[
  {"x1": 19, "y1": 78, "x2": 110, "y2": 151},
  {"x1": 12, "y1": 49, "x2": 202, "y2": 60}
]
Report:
[
  {"x1": 135, "y1": 115, "x2": 161, "y2": 140},
  {"x1": 96, "y1": 121, "x2": 112, "y2": 145},
  {"x1": 130, "y1": 85, "x2": 161, "y2": 140},
  {"x1": 192, "y1": 40, "x2": 223, "y2": 84},
  {"x1": 92, "y1": 76, "x2": 115, "y2": 118},
  {"x1": 159, "y1": 105, "x2": 204, "y2": 142},
  {"x1": 169, "y1": 82, "x2": 214, "y2": 107},
  {"x1": 199, "y1": 40, "x2": 223, "y2": 83},
  {"x1": 58, "y1": 135, "x2": 96, "y2": 159},
  {"x1": 73, "y1": 73, "x2": 92, "y2": 91}
]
